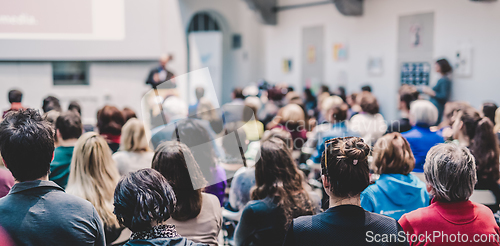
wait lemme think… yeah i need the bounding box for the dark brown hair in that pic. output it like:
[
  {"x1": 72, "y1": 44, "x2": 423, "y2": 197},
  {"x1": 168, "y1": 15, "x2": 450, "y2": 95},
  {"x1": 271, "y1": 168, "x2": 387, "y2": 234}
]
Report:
[
  {"x1": 399, "y1": 85, "x2": 419, "y2": 111},
  {"x1": 373, "y1": 133, "x2": 415, "y2": 174},
  {"x1": 152, "y1": 141, "x2": 207, "y2": 221},
  {"x1": 122, "y1": 107, "x2": 137, "y2": 122},
  {"x1": 358, "y1": 92, "x2": 379, "y2": 115},
  {"x1": 436, "y1": 58, "x2": 453, "y2": 75},
  {"x1": 321, "y1": 137, "x2": 370, "y2": 197},
  {"x1": 252, "y1": 138, "x2": 314, "y2": 228},
  {"x1": 55, "y1": 111, "x2": 83, "y2": 140},
  {"x1": 97, "y1": 105, "x2": 125, "y2": 135}
]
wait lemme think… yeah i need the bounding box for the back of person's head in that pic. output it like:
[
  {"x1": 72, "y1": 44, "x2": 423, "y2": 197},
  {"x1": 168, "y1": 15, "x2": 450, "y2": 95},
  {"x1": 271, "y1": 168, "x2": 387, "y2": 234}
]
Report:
[
  {"x1": 261, "y1": 128, "x2": 293, "y2": 150},
  {"x1": 320, "y1": 85, "x2": 330, "y2": 94},
  {"x1": 482, "y1": 102, "x2": 497, "y2": 125},
  {"x1": 442, "y1": 101, "x2": 470, "y2": 127},
  {"x1": 0, "y1": 109, "x2": 54, "y2": 182},
  {"x1": 357, "y1": 92, "x2": 379, "y2": 115},
  {"x1": 361, "y1": 85, "x2": 372, "y2": 93},
  {"x1": 280, "y1": 104, "x2": 305, "y2": 126},
  {"x1": 267, "y1": 88, "x2": 284, "y2": 102},
  {"x1": 373, "y1": 133, "x2": 415, "y2": 175},
  {"x1": 68, "y1": 101, "x2": 81, "y2": 116},
  {"x1": 152, "y1": 141, "x2": 207, "y2": 221},
  {"x1": 8, "y1": 89, "x2": 22, "y2": 104},
  {"x1": 252, "y1": 138, "x2": 312, "y2": 227},
  {"x1": 244, "y1": 96, "x2": 261, "y2": 121},
  {"x1": 163, "y1": 96, "x2": 188, "y2": 119},
  {"x1": 55, "y1": 111, "x2": 83, "y2": 140},
  {"x1": 97, "y1": 105, "x2": 125, "y2": 136},
  {"x1": 436, "y1": 58, "x2": 453, "y2": 75},
  {"x1": 196, "y1": 97, "x2": 217, "y2": 121},
  {"x1": 424, "y1": 144, "x2": 476, "y2": 202},
  {"x1": 399, "y1": 85, "x2": 419, "y2": 111},
  {"x1": 120, "y1": 118, "x2": 149, "y2": 152},
  {"x1": 409, "y1": 100, "x2": 438, "y2": 126},
  {"x1": 232, "y1": 87, "x2": 244, "y2": 100},
  {"x1": 67, "y1": 132, "x2": 120, "y2": 228},
  {"x1": 322, "y1": 96, "x2": 345, "y2": 123},
  {"x1": 122, "y1": 107, "x2": 137, "y2": 122},
  {"x1": 195, "y1": 87, "x2": 205, "y2": 100},
  {"x1": 42, "y1": 96, "x2": 61, "y2": 113},
  {"x1": 321, "y1": 137, "x2": 370, "y2": 198},
  {"x1": 114, "y1": 169, "x2": 176, "y2": 232},
  {"x1": 173, "y1": 119, "x2": 216, "y2": 178},
  {"x1": 285, "y1": 91, "x2": 303, "y2": 106}
]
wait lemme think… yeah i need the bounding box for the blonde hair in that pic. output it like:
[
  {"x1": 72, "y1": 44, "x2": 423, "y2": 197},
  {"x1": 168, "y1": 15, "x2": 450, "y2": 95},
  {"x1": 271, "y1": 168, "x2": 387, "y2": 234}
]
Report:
[
  {"x1": 281, "y1": 104, "x2": 305, "y2": 125},
  {"x1": 66, "y1": 132, "x2": 121, "y2": 229},
  {"x1": 197, "y1": 97, "x2": 218, "y2": 122},
  {"x1": 372, "y1": 133, "x2": 415, "y2": 175},
  {"x1": 494, "y1": 107, "x2": 500, "y2": 133},
  {"x1": 120, "y1": 118, "x2": 150, "y2": 152}
]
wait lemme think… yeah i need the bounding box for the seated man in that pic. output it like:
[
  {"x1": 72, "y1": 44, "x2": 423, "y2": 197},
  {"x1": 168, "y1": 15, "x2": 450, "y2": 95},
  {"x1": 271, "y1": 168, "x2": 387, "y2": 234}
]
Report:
[
  {"x1": 3, "y1": 89, "x2": 25, "y2": 119},
  {"x1": 0, "y1": 109, "x2": 105, "y2": 246},
  {"x1": 50, "y1": 111, "x2": 83, "y2": 188}
]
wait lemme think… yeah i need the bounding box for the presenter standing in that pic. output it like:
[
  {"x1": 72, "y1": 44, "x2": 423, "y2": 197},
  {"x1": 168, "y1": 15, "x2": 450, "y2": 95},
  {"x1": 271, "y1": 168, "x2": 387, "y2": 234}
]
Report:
[
  {"x1": 422, "y1": 58, "x2": 452, "y2": 124},
  {"x1": 146, "y1": 54, "x2": 175, "y2": 89}
]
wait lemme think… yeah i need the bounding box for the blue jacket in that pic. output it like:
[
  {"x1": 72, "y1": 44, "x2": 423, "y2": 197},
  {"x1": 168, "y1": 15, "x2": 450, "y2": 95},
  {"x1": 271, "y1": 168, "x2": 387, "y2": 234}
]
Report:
[
  {"x1": 361, "y1": 173, "x2": 429, "y2": 220},
  {"x1": 310, "y1": 122, "x2": 359, "y2": 164},
  {"x1": 401, "y1": 125, "x2": 443, "y2": 172}
]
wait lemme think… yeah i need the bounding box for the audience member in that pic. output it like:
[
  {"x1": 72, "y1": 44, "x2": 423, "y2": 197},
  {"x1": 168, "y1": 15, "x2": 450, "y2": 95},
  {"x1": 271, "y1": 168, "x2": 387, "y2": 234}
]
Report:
[
  {"x1": 361, "y1": 133, "x2": 429, "y2": 220},
  {"x1": 303, "y1": 88, "x2": 317, "y2": 118},
  {"x1": 422, "y1": 58, "x2": 453, "y2": 124},
  {"x1": 3, "y1": 89, "x2": 25, "y2": 118},
  {"x1": 113, "y1": 118, "x2": 154, "y2": 176},
  {"x1": 174, "y1": 119, "x2": 227, "y2": 205},
  {"x1": 399, "y1": 143, "x2": 500, "y2": 245},
  {"x1": 97, "y1": 105, "x2": 126, "y2": 153},
  {"x1": 361, "y1": 85, "x2": 372, "y2": 93},
  {"x1": 482, "y1": 102, "x2": 498, "y2": 126},
  {"x1": 387, "y1": 85, "x2": 419, "y2": 133},
  {"x1": 152, "y1": 141, "x2": 222, "y2": 246},
  {"x1": 235, "y1": 138, "x2": 316, "y2": 246},
  {"x1": 223, "y1": 87, "x2": 246, "y2": 123},
  {"x1": 197, "y1": 97, "x2": 223, "y2": 134},
  {"x1": 68, "y1": 100, "x2": 81, "y2": 115},
  {"x1": 269, "y1": 104, "x2": 307, "y2": 150},
  {"x1": 451, "y1": 106, "x2": 500, "y2": 204},
  {"x1": 49, "y1": 111, "x2": 83, "y2": 188},
  {"x1": 122, "y1": 107, "x2": 137, "y2": 122},
  {"x1": 113, "y1": 169, "x2": 205, "y2": 246},
  {"x1": 189, "y1": 86, "x2": 205, "y2": 116},
  {"x1": 283, "y1": 137, "x2": 407, "y2": 246},
  {"x1": 402, "y1": 100, "x2": 443, "y2": 172},
  {"x1": 66, "y1": 132, "x2": 123, "y2": 244},
  {"x1": 42, "y1": 95, "x2": 62, "y2": 113},
  {"x1": 349, "y1": 92, "x2": 387, "y2": 145},
  {"x1": 0, "y1": 109, "x2": 105, "y2": 246},
  {"x1": 242, "y1": 96, "x2": 264, "y2": 141},
  {"x1": 258, "y1": 88, "x2": 283, "y2": 127}
]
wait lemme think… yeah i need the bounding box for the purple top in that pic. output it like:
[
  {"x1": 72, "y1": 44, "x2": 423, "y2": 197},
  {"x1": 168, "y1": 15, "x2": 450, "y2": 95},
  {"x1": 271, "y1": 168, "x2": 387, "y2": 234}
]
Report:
[
  {"x1": 204, "y1": 165, "x2": 227, "y2": 206},
  {"x1": 0, "y1": 168, "x2": 14, "y2": 198}
]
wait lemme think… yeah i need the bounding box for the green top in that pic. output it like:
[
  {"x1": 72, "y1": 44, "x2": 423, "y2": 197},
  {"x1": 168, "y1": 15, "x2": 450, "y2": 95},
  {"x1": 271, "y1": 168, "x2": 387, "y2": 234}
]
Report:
[{"x1": 49, "y1": 146, "x2": 74, "y2": 189}]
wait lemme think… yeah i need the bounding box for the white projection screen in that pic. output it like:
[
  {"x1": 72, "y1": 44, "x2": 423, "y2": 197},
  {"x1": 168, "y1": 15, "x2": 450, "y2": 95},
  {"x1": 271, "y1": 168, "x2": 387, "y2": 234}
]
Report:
[{"x1": 0, "y1": 0, "x2": 162, "y2": 60}]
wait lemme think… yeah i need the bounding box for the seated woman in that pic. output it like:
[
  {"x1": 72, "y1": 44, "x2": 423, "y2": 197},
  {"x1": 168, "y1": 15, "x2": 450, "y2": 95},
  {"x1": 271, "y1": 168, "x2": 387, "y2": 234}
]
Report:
[
  {"x1": 152, "y1": 141, "x2": 222, "y2": 246},
  {"x1": 349, "y1": 92, "x2": 387, "y2": 146},
  {"x1": 97, "y1": 105, "x2": 125, "y2": 153},
  {"x1": 66, "y1": 132, "x2": 123, "y2": 244},
  {"x1": 361, "y1": 133, "x2": 429, "y2": 220},
  {"x1": 399, "y1": 144, "x2": 500, "y2": 245},
  {"x1": 113, "y1": 118, "x2": 154, "y2": 176},
  {"x1": 401, "y1": 100, "x2": 443, "y2": 172},
  {"x1": 283, "y1": 137, "x2": 407, "y2": 246},
  {"x1": 113, "y1": 169, "x2": 205, "y2": 246},
  {"x1": 234, "y1": 138, "x2": 317, "y2": 246},
  {"x1": 268, "y1": 104, "x2": 308, "y2": 150},
  {"x1": 451, "y1": 106, "x2": 500, "y2": 205}
]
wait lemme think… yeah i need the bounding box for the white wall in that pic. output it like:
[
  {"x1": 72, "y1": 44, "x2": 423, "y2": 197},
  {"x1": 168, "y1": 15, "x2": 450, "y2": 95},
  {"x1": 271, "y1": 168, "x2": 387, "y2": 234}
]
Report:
[{"x1": 264, "y1": 0, "x2": 500, "y2": 121}]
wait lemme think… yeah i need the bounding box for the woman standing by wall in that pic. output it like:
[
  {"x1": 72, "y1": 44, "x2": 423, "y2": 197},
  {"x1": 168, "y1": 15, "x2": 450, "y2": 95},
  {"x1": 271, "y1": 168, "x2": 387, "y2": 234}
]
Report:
[{"x1": 422, "y1": 58, "x2": 453, "y2": 124}]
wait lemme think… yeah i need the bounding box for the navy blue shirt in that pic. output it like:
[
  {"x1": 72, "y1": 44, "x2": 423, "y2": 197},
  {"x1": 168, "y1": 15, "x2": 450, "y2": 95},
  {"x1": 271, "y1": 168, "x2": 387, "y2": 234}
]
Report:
[
  {"x1": 0, "y1": 180, "x2": 106, "y2": 246},
  {"x1": 401, "y1": 125, "x2": 443, "y2": 172}
]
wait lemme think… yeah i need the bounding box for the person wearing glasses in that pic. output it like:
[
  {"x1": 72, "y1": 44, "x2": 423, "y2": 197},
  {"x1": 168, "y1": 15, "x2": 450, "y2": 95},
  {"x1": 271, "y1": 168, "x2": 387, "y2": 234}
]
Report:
[{"x1": 283, "y1": 137, "x2": 408, "y2": 246}]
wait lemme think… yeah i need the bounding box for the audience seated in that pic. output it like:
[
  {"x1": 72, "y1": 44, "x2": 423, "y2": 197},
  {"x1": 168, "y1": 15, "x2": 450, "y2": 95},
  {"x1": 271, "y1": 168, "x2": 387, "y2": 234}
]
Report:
[
  {"x1": 122, "y1": 107, "x2": 137, "y2": 122},
  {"x1": 97, "y1": 105, "x2": 126, "y2": 153},
  {"x1": 242, "y1": 96, "x2": 264, "y2": 141},
  {"x1": 68, "y1": 100, "x2": 82, "y2": 115},
  {"x1": 189, "y1": 86, "x2": 205, "y2": 117},
  {"x1": 349, "y1": 92, "x2": 387, "y2": 145},
  {"x1": 3, "y1": 89, "x2": 25, "y2": 119},
  {"x1": 283, "y1": 137, "x2": 407, "y2": 246},
  {"x1": 223, "y1": 87, "x2": 246, "y2": 123},
  {"x1": 451, "y1": 106, "x2": 500, "y2": 205},
  {"x1": 113, "y1": 169, "x2": 205, "y2": 246},
  {"x1": 0, "y1": 162, "x2": 14, "y2": 198},
  {"x1": 0, "y1": 109, "x2": 105, "y2": 246},
  {"x1": 235, "y1": 138, "x2": 317, "y2": 246},
  {"x1": 42, "y1": 95, "x2": 62, "y2": 113},
  {"x1": 401, "y1": 100, "x2": 443, "y2": 172},
  {"x1": 152, "y1": 141, "x2": 222, "y2": 246},
  {"x1": 361, "y1": 133, "x2": 429, "y2": 220},
  {"x1": 269, "y1": 104, "x2": 308, "y2": 150},
  {"x1": 174, "y1": 119, "x2": 227, "y2": 205},
  {"x1": 387, "y1": 85, "x2": 419, "y2": 133},
  {"x1": 399, "y1": 143, "x2": 500, "y2": 245},
  {"x1": 66, "y1": 132, "x2": 123, "y2": 244},
  {"x1": 113, "y1": 118, "x2": 154, "y2": 176},
  {"x1": 346, "y1": 93, "x2": 361, "y2": 119},
  {"x1": 196, "y1": 97, "x2": 223, "y2": 134},
  {"x1": 49, "y1": 111, "x2": 83, "y2": 188},
  {"x1": 303, "y1": 88, "x2": 317, "y2": 118}
]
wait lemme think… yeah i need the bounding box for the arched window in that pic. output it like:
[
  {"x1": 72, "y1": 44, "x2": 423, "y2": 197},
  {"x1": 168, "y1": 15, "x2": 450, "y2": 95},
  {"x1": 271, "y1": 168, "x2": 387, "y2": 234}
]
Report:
[{"x1": 188, "y1": 12, "x2": 220, "y2": 33}]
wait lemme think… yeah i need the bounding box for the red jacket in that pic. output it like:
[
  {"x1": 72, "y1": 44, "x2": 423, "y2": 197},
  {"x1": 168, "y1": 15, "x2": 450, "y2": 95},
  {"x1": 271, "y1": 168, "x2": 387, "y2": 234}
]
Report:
[{"x1": 399, "y1": 198, "x2": 500, "y2": 245}]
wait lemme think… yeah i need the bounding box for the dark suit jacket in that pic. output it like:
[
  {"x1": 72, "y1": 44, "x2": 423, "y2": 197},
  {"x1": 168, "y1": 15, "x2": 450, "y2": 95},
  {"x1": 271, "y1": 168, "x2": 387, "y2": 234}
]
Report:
[{"x1": 146, "y1": 66, "x2": 175, "y2": 88}]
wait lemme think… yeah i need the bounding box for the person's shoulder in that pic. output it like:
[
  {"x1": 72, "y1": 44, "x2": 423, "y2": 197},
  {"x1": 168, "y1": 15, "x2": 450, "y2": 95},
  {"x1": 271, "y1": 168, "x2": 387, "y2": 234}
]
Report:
[
  {"x1": 470, "y1": 201, "x2": 497, "y2": 218},
  {"x1": 399, "y1": 203, "x2": 434, "y2": 222},
  {"x1": 364, "y1": 210, "x2": 400, "y2": 230},
  {"x1": 202, "y1": 192, "x2": 221, "y2": 208}
]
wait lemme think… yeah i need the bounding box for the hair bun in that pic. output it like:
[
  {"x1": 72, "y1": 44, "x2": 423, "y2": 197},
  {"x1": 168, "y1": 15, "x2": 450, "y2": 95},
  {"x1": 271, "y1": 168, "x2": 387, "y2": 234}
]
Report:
[{"x1": 344, "y1": 138, "x2": 370, "y2": 160}]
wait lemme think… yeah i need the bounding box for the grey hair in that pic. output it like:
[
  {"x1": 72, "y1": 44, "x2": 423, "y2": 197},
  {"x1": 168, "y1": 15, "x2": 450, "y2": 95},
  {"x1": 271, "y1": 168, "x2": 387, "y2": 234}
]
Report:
[
  {"x1": 424, "y1": 143, "x2": 477, "y2": 202},
  {"x1": 410, "y1": 100, "x2": 438, "y2": 126},
  {"x1": 162, "y1": 96, "x2": 188, "y2": 119}
]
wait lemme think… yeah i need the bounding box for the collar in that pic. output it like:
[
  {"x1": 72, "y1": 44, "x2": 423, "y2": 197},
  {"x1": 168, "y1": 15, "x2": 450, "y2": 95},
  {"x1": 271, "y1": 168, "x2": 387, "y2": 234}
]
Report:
[
  {"x1": 10, "y1": 180, "x2": 64, "y2": 194},
  {"x1": 430, "y1": 198, "x2": 478, "y2": 225},
  {"x1": 100, "y1": 133, "x2": 121, "y2": 144},
  {"x1": 131, "y1": 224, "x2": 180, "y2": 241}
]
